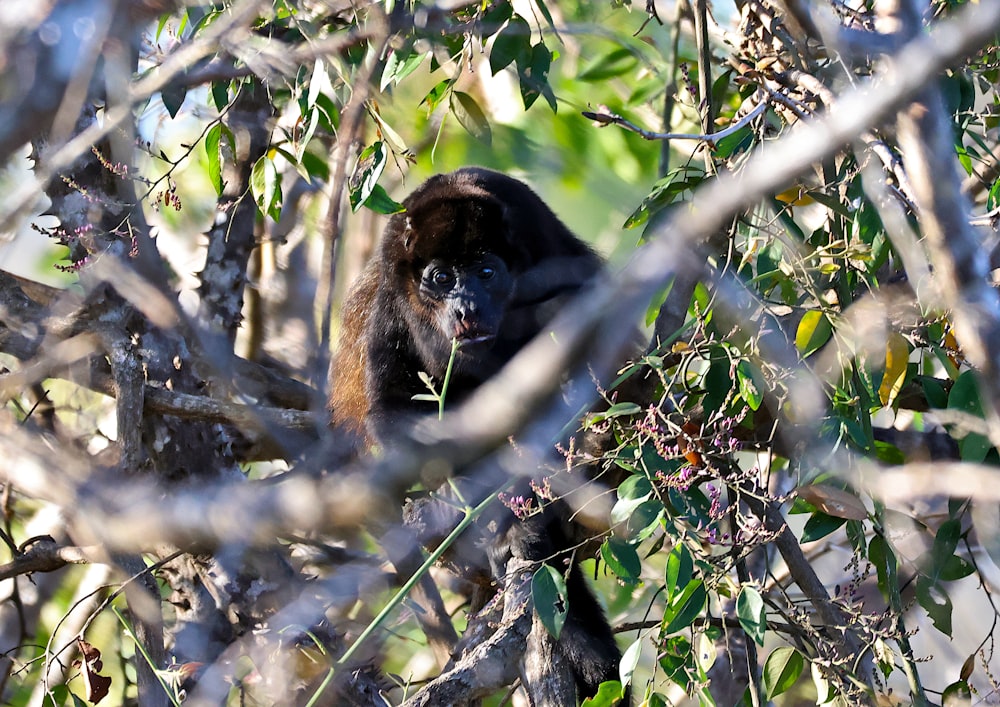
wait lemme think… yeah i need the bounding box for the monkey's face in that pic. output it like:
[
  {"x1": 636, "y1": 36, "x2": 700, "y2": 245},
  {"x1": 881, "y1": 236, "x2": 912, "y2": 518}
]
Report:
[{"x1": 412, "y1": 254, "x2": 513, "y2": 374}]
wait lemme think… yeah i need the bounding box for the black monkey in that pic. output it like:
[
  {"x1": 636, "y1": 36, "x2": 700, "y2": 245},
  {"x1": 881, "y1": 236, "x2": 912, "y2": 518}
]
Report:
[{"x1": 329, "y1": 167, "x2": 627, "y2": 702}]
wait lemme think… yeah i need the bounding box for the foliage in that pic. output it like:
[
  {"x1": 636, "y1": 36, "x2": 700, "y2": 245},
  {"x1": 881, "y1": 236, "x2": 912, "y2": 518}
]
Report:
[{"x1": 0, "y1": 0, "x2": 999, "y2": 706}]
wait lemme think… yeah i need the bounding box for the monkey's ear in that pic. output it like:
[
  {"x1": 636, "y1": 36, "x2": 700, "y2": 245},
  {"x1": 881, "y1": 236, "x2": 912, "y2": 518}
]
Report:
[{"x1": 402, "y1": 216, "x2": 415, "y2": 252}]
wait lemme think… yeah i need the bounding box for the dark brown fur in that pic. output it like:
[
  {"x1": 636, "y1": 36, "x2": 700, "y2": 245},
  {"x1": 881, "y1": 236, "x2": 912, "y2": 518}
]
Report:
[
  {"x1": 328, "y1": 168, "x2": 627, "y2": 702},
  {"x1": 329, "y1": 167, "x2": 601, "y2": 443}
]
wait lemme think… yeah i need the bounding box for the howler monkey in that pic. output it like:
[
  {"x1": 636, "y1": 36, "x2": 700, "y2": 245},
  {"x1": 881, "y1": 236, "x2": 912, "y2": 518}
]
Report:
[{"x1": 329, "y1": 167, "x2": 626, "y2": 702}]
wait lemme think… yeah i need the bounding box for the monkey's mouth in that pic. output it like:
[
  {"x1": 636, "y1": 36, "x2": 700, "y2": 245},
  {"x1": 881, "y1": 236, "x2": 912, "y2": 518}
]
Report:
[{"x1": 455, "y1": 333, "x2": 495, "y2": 348}]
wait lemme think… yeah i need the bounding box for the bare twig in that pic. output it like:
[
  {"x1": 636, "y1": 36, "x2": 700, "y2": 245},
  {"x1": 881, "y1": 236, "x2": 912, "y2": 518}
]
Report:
[{"x1": 583, "y1": 101, "x2": 768, "y2": 147}]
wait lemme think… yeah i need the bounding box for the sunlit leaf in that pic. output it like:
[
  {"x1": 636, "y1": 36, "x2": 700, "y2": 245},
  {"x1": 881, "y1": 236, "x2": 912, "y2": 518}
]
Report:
[
  {"x1": 878, "y1": 332, "x2": 911, "y2": 407},
  {"x1": 381, "y1": 48, "x2": 426, "y2": 90},
  {"x1": 450, "y1": 91, "x2": 492, "y2": 144},
  {"x1": 349, "y1": 141, "x2": 388, "y2": 211},
  {"x1": 795, "y1": 310, "x2": 833, "y2": 357},
  {"x1": 581, "y1": 680, "x2": 627, "y2": 706},
  {"x1": 762, "y1": 646, "x2": 804, "y2": 699},
  {"x1": 662, "y1": 580, "x2": 707, "y2": 635},
  {"x1": 421, "y1": 80, "x2": 451, "y2": 115},
  {"x1": 601, "y1": 537, "x2": 641, "y2": 584},
  {"x1": 665, "y1": 543, "x2": 694, "y2": 598},
  {"x1": 736, "y1": 360, "x2": 763, "y2": 410},
  {"x1": 251, "y1": 154, "x2": 282, "y2": 220},
  {"x1": 736, "y1": 585, "x2": 766, "y2": 645},
  {"x1": 619, "y1": 639, "x2": 641, "y2": 691}
]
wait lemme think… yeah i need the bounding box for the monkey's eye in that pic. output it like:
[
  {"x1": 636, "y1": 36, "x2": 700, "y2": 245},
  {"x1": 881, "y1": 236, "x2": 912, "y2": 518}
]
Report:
[
  {"x1": 476, "y1": 265, "x2": 496, "y2": 280},
  {"x1": 431, "y1": 269, "x2": 455, "y2": 287}
]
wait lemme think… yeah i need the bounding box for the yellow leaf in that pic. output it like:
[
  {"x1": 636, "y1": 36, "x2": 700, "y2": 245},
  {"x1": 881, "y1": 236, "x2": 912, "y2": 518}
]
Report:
[
  {"x1": 774, "y1": 186, "x2": 815, "y2": 206},
  {"x1": 878, "y1": 332, "x2": 910, "y2": 407}
]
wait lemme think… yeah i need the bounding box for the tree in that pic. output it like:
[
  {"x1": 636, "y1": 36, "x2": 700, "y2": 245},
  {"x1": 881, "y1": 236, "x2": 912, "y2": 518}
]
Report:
[{"x1": 0, "y1": 0, "x2": 999, "y2": 705}]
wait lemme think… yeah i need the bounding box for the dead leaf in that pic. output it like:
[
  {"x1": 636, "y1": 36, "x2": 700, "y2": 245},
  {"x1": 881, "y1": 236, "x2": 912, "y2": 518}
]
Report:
[
  {"x1": 797, "y1": 484, "x2": 869, "y2": 520},
  {"x1": 76, "y1": 638, "x2": 112, "y2": 704}
]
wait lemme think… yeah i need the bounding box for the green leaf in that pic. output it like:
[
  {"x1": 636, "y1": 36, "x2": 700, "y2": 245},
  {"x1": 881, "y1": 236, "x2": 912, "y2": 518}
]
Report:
[
  {"x1": 313, "y1": 93, "x2": 340, "y2": 132},
  {"x1": 161, "y1": 83, "x2": 187, "y2": 118},
  {"x1": 736, "y1": 360, "x2": 763, "y2": 410},
  {"x1": 450, "y1": 91, "x2": 492, "y2": 144},
  {"x1": 948, "y1": 370, "x2": 991, "y2": 461},
  {"x1": 916, "y1": 576, "x2": 953, "y2": 635},
  {"x1": 601, "y1": 537, "x2": 641, "y2": 584},
  {"x1": 658, "y1": 635, "x2": 692, "y2": 686},
  {"x1": 873, "y1": 440, "x2": 905, "y2": 464},
  {"x1": 869, "y1": 534, "x2": 897, "y2": 599},
  {"x1": 579, "y1": 46, "x2": 637, "y2": 81},
  {"x1": 349, "y1": 141, "x2": 388, "y2": 212},
  {"x1": 929, "y1": 519, "x2": 962, "y2": 581},
  {"x1": 736, "y1": 586, "x2": 766, "y2": 645},
  {"x1": 421, "y1": 80, "x2": 452, "y2": 115},
  {"x1": 211, "y1": 80, "x2": 230, "y2": 111},
  {"x1": 625, "y1": 499, "x2": 664, "y2": 543},
  {"x1": 665, "y1": 543, "x2": 694, "y2": 598},
  {"x1": 795, "y1": 310, "x2": 833, "y2": 357},
  {"x1": 800, "y1": 512, "x2": 847, "y2": 543},
  {"x1": 949, "y1": 370, "x2": 984, "y2": 415},
  {"x1": 381, "y1": 48, "x2": 426, "y2": 90},
  {"x1": 361, "y1": 184, "x2": 405, "y2": 215},
  {"x1": 988, "y1": 175, "x2": 1000, "y2": 211},
  {"x1": 250, "y1": 155, "x2": 282, "y2": 220},
  {"x1": 205, "y1": 123, "x2": 224, "y2": 196},
  {"x1": 618, "y1": 474, "x2": 653, "y2": 501},
  {"x1": 662, "y1": 580, "x2": 707, "y2": 635},
  {"x1": 702, "y1": 348, "x2": 731, "y2": 415},
  {"x1": 490, "y1": 16, "x2": 532, "y2": 74},
  {"x1": 762, "y1": 646, "x2": 804, "y2": 699},
  {"x1": 588, "y1": 402, "x2": 642, "y2": 425},
  {"x1": 713, "y1": 126, "x2": 754, "y2": 159},
  {"x1": 942, "y1": 679, "x2": 973, "y2": 707},
  {"x1": 581, "y1": 680, "x2": 627, "y2": 706},
  {"x1": 938, "y1": 554, "x2": 975, "y2": 581},
  {"x1": 519, "y1": 43, "x2": 556, "y2": 111},
  {"x1": 532, "y1": 564, "x2": 568, "y2": 639}
]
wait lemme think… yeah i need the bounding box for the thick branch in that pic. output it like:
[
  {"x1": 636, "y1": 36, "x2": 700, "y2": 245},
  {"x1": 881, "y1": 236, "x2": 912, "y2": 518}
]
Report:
[{"x1": 0, "y1": 539, "x2": 90, "y2": 581}]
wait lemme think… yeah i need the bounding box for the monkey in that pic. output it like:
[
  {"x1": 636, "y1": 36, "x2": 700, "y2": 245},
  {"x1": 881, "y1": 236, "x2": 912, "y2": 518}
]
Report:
[{"x1": 329, "y1": 167, "x2": 628, "y2": 703}]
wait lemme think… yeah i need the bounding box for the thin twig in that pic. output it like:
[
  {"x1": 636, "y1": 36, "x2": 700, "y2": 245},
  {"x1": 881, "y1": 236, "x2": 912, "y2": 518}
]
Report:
[{"x1": 582, "y1": 101, "x2": 768, "y2": 147}]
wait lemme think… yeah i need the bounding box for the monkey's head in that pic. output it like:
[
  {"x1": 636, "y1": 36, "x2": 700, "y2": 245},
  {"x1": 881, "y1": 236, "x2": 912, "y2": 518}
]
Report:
[{"x1": 380, "y1": 174, "x2": 527, "y2": 378}]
